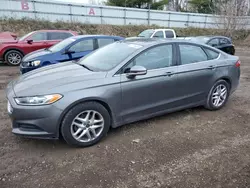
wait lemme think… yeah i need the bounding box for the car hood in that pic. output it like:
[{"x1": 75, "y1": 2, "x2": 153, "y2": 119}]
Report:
[
  {"x1": 23, "y1": 49, "x2": 52, "y2": 61},
  {"x1": 12, "y1": 62, "x2": 107, "y2": 96}
]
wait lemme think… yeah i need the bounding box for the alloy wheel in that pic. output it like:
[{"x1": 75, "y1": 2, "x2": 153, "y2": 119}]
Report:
[
  {"x1": 212, "y1": 84, "x2": 228, "y2": 107},
  {"x1": 70, "y1": 110, "x2": 104, "y2": 142},
  {"x1": 7, "y1": 52, "x2": 22, "y2": 65}
]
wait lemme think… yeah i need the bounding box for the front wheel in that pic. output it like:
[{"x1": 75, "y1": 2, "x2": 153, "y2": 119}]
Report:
[
  {"x1": 5, "y1": 50, "x2": 23, "y2": 66},
  {"x1": 205, "y1": 80, "x2": 230, "y2": 110},
  {"x1": 61, "y1": 102, "x2": 111, "y2": 147}
]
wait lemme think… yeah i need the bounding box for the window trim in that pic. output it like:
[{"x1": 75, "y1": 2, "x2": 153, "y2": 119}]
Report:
[
  {"x1": 67, "y1": 38, "x2": 95, "y2": 53},
  {"x1": 116, "y1": 43, "x2": 176, "y2": 75},
  {"x1": 177, "y1": 42, "x2": 221, "y2": 66}
]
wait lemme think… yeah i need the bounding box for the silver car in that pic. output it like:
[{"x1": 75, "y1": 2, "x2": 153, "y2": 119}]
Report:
[{"x1": 6, "y1": 39, "x2": 240, "y2": 147}]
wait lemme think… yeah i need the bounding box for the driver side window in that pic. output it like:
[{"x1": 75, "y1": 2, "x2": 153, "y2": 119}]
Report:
[
  {"x1": 69, "y1": 39, "x2": 94, "y2": 53},
  {"x1": 153, "y1": 31, "x2": 164, "y2": 38},
  {"x1": 30, "y1": 32, "x2": 47, "y2": 41},
  {"x1": 123, "y1": 44, "x2": 173, "y2": 73}
]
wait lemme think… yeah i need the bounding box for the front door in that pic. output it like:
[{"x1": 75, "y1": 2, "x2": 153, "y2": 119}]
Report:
[
  {"x1": 23, "y1": 31, "x2": 49, "y2": 53},
  {"x1": 120, "y1": 44, "x2": 179, "y2": 123},
  {"x1": 58, "y1": 39, "x2": 95, "y2": 62}
]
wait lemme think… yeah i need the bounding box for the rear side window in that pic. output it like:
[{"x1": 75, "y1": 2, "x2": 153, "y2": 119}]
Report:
[
  {"x1": 69, "y1": 39, "x2": 94, "y2": 52},
  {"x1": 153, "y1": 31, "x2": 164, "y2": 38},
  {"x1": 204, "y1": 48, "x2": 220, "y2": 60},
  {"x1": 207, "y1": 38, "x2": 219, "y2": 47},
  {"x1": 97, "y1": 38, "x2": 115, "y2": 48},
  {"x1": 165, "y1": 31, "x2": 174, "y2": 38},
  {"x1": 179, "y1": 44, "x2": 208, "y2": 65},
  {"x1": 30, "y1": 32, "x2": 47, "y2": 41},
  {"x1": 48, "y1": 32, "x2": 73, "y2": 40},
  {"x1": 220, "y1": 38, "x2": 231, "y2": 45}
]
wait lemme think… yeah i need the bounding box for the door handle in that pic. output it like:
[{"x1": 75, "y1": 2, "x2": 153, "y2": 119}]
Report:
[
  {"x1": 164, "y1": 72, "x2": 175, "y2": 77},
  {"x1": 207, "y1": 65, "x2": 216, "y2": 70}
]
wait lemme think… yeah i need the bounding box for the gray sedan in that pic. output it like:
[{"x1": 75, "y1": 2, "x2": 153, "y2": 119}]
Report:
[{"x1": 6, "y1": 39, "x2": 240, "y2": 147}]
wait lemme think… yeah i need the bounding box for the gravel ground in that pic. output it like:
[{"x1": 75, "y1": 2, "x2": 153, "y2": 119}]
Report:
[{"x1": 0, "y1": 48, "x2": 250, "y2": 188}]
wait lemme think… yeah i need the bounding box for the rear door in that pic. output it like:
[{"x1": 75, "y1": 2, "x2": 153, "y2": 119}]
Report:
[{"x1": 176, "y1": 43, "x2": 220, "y2": 105}]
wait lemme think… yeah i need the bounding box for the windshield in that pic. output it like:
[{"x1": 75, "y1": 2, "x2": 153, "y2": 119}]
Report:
[
  {"x1": 19, "y1": 31, "x2": 35, "y2": 41},
  {"x1": 49, "y1": 38, "x2": 76, "y2": 52},
  {"x1": 78, "y1": 42, "x2": 142, "y2": 71},
  {"x1": 138, "y1": 29, "x2": 154, "y2": 38}
]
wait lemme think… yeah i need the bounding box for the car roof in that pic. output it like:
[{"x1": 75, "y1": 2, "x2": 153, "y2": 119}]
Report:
[
  {"x1": 192, "y1": 36, "x2": 231, "y2": 40},
  {"x1": 123, "y1": 38, "x2": 208, "y2": 47},
  {"x1": 36, "y1": 30, "x2": 75, "y2": 33},
  {"x1": 70, "y1": 35, "x2": 124, "y2": 40}
]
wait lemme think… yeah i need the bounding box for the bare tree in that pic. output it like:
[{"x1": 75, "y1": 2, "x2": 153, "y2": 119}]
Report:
[{"x1": 214, "y1": 0, "x2": 250, "y2": 37}]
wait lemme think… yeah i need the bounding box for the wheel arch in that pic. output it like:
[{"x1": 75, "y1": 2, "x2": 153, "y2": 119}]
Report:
[
  {"x1": 3, "y1": 48, "x2": 25, "y2": 60},
  {"x1": 56, "y1": 98, "x2": 115, "y2": 138},
  {"x1": 217, "y1": 77, "x2": 232, "y2": 90}
]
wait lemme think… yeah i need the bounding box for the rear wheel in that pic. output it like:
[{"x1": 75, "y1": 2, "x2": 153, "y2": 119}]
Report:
[
  {"x1": 61, "y1": 102, "x2": 111, "y2": 147},
  {"x1": 5, "y1": 50, "x2": 23, "y2": 66},
  {"x1": 205, "y1": 80, "x2": 230, "y2": 110}
]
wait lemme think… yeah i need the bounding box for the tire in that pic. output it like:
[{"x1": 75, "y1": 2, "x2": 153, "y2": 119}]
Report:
[
  {"x1": 61, "y1": 102, "x2": 111, "y2": 147},
  {"x1": 205, "y1": 80, "x2": 230, "y2": 111},
  {"x1": 5, "y1": 50, "x2": 23, "y2": 66}
]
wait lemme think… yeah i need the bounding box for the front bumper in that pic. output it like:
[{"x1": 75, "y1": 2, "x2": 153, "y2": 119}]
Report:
[
  {"x1": 7, "y1": 91, "x2": 63, "y2": 139},
  {"x1": 20, "y1": 65, "x2": 38, "y2": 74}
]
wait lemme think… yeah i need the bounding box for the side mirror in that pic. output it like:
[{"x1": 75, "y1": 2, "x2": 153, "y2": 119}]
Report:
[
  {"x1": 27, "y1": 39, "x2": 33, "y2": 44},
  {"x1": 126, "y1": 65, "x2": 147, "y2": 78}
]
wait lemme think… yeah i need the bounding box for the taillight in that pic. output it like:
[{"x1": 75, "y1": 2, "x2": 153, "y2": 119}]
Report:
[{"x1": 235, "y1": 60, "x2": 241, "y2": 67}]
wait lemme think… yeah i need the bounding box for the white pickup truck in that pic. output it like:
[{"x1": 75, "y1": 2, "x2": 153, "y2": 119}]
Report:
[{"x1": 137, "y1": 29, "x2": 177, "y2": 39}]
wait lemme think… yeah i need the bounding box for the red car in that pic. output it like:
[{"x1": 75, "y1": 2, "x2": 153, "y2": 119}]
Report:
[{"x1": 0, "y1": 30, "x2": 77, "y2": 66}]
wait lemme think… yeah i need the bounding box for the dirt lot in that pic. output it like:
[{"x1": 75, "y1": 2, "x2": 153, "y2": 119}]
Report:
[{"x1": 0, "y1": 48, "x2": 250, "y2": 188}]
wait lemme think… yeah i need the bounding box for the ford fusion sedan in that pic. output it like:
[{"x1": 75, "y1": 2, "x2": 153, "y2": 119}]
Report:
[
  {"x1": 6, "y1": 39, "x2": 240, "y2": 147},
  {"x1": 20, "y1": 35, "x2": 124, "y2": 74},
  {"x1": 0, "y1": 30, "x2": 77, "y2": 66}
]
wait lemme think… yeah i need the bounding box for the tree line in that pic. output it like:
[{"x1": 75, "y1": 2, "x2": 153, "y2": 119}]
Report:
[{"x1": 106, "y1": 0, "x2": 249, "y2": 15}]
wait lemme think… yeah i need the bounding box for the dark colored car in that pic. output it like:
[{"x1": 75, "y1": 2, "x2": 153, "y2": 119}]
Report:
[
  {"x1": 6, "y1": 39, "x2": 240, "y2": 147},
  {"x1": 0, "y1": 30, "x2": 77, "y2": 66},
  {"x1": 182, "y1": 36, "x2": 235, "y2": 55},
  {"x1": 20, "y1": 35, "x2": 124, "y2": 74}
]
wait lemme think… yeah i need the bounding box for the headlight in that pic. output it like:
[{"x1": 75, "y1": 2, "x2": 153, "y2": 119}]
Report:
[
  {"x1": 29, "y1": 60, "x2": 41, "y2": 67},
  {"x1": 15, "y1": 94, "x2": 62, "y2": 106}
]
